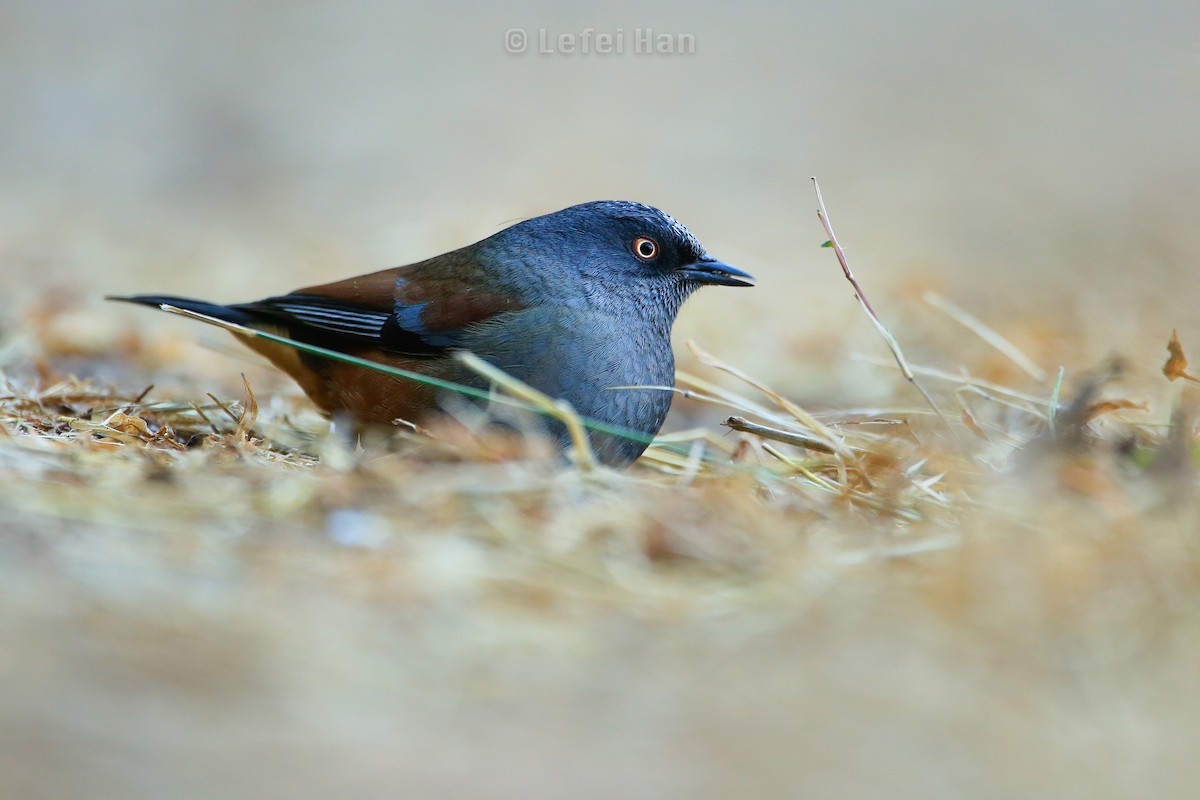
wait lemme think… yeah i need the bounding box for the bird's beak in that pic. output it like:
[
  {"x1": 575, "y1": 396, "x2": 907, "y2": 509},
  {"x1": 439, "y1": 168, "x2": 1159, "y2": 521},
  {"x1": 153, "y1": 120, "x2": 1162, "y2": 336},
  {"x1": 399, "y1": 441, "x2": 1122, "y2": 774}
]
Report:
[{"x1": 680, "y1": 258, "x2": 755, "y2": 287}]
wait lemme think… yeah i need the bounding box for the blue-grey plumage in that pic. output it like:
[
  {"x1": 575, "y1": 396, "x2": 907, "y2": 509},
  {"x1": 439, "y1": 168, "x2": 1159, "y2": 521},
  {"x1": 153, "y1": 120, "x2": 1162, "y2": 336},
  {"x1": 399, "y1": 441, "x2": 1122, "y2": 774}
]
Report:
[{"x1": 109, "y1": 201, "x2": 754, "y2": 466}]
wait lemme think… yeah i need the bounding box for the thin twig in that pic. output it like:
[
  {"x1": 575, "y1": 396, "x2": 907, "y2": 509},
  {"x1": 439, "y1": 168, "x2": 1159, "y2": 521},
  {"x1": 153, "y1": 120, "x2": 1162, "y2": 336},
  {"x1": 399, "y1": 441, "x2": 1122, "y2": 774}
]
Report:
[
  {"x1": 849, "y1": 354, "x2": 1053, "y2": 407},
  {"x1": 724, "y1": 416, "x2": 837, "y2": 454},
  {"x1": 924, "y1": 291, "x2": 1047, "y2": 382},
  {"x1": 131, "y1": 384, "x2": 155, "y2": 407},
  {"x1": 686, "y1": 341, "x2": 854, "y2": 461},
  {"x1": 674, "y1": 370, "x2": 788, "y2": 424},
  {"x1": 455, "y1": 351, "x2": 598, "y2": 471},
  {"x1": 811, "y1": 177, "x2": 956, "y2": 437},
  {"x1": 205, "y1": 392, "x2": 242, "y2": 424}
]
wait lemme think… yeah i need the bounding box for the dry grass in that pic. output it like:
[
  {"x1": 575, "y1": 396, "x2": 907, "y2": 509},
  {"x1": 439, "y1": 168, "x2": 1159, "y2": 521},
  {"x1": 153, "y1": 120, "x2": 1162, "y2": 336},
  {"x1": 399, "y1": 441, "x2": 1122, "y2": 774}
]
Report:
[
  {"x1": 3, "y1": 280, "x2": 1200, "y2": 798},
  {"x1": 2, "y1": 1, "x2": 1195, "y2": 794}
]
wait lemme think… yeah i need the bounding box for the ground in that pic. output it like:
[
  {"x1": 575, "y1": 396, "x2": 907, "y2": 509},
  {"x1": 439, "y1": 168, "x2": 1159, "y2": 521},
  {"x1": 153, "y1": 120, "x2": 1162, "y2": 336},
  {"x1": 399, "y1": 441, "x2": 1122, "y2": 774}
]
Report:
[
  {"x1": 2, "y1": 1, "x2": 1199, "y2": 797},
  {"x1": 3, "y1": 289, "x2": 1199, "y2": 798}
]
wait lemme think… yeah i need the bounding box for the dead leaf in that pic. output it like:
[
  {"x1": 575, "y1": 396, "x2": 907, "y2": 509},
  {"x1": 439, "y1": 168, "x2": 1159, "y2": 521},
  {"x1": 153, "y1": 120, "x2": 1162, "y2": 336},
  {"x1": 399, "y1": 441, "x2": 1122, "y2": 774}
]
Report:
[
  {"x1": 105, "y1": 411, "x2": 153, "y2": 438},
  {"x1": 1084, "y1": 399, "x2": 1148, "y2": 422},
  {"x1": 1163, "y1": 330, "x2": 1200, "y2": 383}
]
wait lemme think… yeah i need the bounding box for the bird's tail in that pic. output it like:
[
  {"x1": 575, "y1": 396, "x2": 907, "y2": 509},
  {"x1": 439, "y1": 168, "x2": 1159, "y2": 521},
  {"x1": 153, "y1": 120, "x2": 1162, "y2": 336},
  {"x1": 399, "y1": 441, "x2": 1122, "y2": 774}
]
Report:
[{"x1": 106, "y1": 295, "x2": 258, "y2": 328}]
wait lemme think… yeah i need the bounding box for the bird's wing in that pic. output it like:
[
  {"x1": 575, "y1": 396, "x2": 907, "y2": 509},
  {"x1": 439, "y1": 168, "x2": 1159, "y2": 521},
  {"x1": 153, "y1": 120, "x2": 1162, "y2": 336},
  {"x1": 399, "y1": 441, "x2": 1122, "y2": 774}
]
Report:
[
  {"x1": 241, "y1": 295, "x2": 392, "y2": 336},
  {"x1": 236, "y1": 263, "x2": 523, "y2": 358}
]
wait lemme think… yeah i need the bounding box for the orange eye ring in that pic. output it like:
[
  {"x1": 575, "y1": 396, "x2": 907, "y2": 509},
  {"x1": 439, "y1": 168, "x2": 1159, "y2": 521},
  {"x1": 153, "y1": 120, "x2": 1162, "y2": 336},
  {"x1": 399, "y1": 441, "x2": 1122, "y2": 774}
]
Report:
[{"x1": 633, "y1": 236, "x2": 659, "y2": 261}]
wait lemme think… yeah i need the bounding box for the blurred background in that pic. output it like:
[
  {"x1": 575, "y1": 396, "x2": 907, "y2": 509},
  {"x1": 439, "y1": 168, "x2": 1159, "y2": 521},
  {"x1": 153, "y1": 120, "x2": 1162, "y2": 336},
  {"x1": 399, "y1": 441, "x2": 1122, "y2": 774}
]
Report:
[
  {"x1": 4, "y1": 0, "x2": 1198, "y2": 391},
  {"x1": 3, "y1": 1, "x2": 1200, "y2": 797}
]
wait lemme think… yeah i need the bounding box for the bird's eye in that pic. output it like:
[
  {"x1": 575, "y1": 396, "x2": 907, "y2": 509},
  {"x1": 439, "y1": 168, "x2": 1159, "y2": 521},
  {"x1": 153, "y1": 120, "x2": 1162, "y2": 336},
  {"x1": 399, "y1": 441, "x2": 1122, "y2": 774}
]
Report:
[{"x1": 632, "y1": 236, "x2": 659, "y2": 261}]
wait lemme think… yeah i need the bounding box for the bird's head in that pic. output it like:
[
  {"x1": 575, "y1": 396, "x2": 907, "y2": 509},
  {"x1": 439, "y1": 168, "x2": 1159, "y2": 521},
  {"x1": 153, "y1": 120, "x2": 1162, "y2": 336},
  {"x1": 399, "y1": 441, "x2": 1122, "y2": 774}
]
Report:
[{"x1": 485, "y1": 200, "x2": 754, "y2": 313}]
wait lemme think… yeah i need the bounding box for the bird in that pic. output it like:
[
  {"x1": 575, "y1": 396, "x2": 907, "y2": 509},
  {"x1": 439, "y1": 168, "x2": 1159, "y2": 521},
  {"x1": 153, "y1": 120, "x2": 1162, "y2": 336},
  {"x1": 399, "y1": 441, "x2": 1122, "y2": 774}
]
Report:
[{"x1": 109, "y1": 200, "x2": 754, "y2": 465}]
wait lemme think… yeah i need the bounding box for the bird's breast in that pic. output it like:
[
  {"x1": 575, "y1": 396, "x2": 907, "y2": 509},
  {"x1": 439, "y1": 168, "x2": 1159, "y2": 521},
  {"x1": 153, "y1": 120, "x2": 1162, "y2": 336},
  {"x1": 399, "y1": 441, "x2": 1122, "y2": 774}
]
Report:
[{"x1": 462, "y1": 306, "x2": 677, "y2": 447}]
